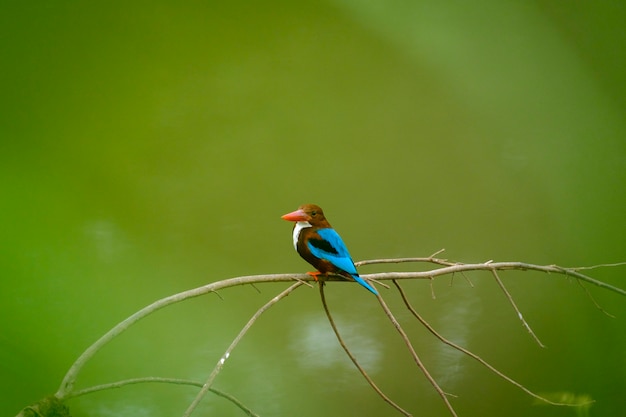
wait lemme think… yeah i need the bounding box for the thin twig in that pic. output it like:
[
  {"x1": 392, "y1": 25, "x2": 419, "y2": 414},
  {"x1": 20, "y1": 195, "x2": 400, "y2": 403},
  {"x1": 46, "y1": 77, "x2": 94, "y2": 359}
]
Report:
[
  {"x1": 356, "y1": 256, "x2": 454, "y2": 268},
  {"x1": 460, "y1": 271, "x2": 474, "y2": 287},
  {"x1": 564, "y1": 262, "x2": 626, "y2": 270},
  {"x1": 575, "y1": 280, "x2": 615, "y2": 318},
  {"x1": 429, "y1": 248, "x2": 447, "y2": 258},
  {"x1": 392, "y1": 280, "x2": 587, "y2": 407},
  {"x1": 293, "y1": 276, "x2": 315, "y2": 288},
  {"x1": 183, "y1": 281, "x2": 303, "y2": 417},
  {"x1": 370, "y1": 278, "x2": 391, "y2": 290},
  {"x1": 376, "y1": 293, "x2": 458, "y2": 417},
  {"x1": 67, "y1": 377, "x2": 260, "y2": 417},
  {"x1": 319, "y1": 284, "x2": 412, "y2": 416},
  {"x1": 490, "y1": 268, "x2": 545, "y2": 347},
  {"x1": 67, "y1": 377, "x2": 204, "y2": 397},
  {"x1": 429, "y1": 278, "x2": 436, "y2": 299}
]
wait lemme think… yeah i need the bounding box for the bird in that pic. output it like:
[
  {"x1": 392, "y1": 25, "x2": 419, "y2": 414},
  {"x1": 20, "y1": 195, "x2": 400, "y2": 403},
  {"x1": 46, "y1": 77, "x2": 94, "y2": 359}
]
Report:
[{"x1": 281, "y1": 204, "x2": 378, "y2": 295}]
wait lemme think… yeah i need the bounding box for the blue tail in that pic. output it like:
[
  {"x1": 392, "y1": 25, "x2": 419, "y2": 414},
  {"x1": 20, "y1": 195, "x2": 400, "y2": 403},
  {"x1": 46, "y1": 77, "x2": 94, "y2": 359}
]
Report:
[{"x1": 352, "y1": 274, "x2": 378, "y2": 295}]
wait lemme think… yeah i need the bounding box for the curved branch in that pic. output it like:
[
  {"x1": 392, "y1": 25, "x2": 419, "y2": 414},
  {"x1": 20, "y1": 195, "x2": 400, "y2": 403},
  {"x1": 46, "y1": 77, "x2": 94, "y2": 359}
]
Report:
[
  {"x1": 55, "y1": 259, "x2": 625, "y2": 400},
  {"x1": 55, "y1": 274, "x2": 284, "y2": 398}
]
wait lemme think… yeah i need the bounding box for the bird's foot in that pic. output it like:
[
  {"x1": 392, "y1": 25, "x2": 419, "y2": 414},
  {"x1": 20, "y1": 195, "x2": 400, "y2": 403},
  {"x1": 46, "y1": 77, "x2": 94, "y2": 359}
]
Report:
[{"x1": 306, "y1": 271, "x2": 323, "y2": 281}]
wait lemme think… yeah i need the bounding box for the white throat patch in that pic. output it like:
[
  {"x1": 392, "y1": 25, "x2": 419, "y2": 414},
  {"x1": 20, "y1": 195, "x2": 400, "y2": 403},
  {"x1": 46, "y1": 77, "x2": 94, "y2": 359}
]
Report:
[{"x1": 292, "y1": 221, "x2": 312, "y2": 250}]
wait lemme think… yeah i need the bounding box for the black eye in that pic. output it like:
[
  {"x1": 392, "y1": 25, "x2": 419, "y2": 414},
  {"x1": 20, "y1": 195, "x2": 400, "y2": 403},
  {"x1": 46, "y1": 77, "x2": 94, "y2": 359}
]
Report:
[{"x1": 311, "y1": 211, "x2": 317, "y2": 216}]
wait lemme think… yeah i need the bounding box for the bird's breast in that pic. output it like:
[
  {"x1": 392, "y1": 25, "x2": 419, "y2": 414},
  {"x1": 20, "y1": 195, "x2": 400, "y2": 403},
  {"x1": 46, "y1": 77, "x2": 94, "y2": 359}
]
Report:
[{"x1": 292, "y1": 221, "x2": 312, "y2": 250}]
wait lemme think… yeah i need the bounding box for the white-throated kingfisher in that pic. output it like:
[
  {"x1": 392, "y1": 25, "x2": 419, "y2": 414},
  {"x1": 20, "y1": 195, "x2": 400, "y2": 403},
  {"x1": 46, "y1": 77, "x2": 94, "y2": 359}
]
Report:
[{"x1": 281, "y1": 204, "x2": 378, "y2": 295}]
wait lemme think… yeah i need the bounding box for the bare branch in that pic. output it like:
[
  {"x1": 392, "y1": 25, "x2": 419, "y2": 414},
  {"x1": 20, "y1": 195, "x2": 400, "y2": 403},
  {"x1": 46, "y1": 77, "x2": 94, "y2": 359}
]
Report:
[
  {"x1": 66, "y1": 377, "x2": 260, "y2": 417},
  {"x1": 361, "y1": 261, "x2": 626, "y2": 297},
  {"x1": 67, "y1": 377, "x2": 204, "y2": 397},
  {"x1": 56, "y1": 260, "x2": 625, "y2": 400},
  {"x1": 50, "y1": 258, "x2": 624, "y2": 413}
]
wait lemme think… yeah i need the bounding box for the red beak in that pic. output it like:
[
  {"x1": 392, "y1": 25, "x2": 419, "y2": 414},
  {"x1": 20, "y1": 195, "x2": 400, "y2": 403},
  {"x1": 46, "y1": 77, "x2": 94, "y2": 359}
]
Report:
[{"x1": 281, "y1": 209, "x2": 309, "y2": 222}]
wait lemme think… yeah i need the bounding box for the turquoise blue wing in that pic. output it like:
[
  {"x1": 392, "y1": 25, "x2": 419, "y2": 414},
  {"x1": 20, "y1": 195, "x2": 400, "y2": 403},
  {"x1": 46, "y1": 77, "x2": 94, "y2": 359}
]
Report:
[
  {"x1": 307, "y1": 228, "x2": 358, "y2": 275},
  {"x1": 307, "y1": 228, "x2": 378, "y2": 295}
]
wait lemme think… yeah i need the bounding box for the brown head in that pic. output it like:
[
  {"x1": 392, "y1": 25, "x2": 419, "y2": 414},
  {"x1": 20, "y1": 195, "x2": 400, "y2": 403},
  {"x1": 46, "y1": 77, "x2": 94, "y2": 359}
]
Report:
[{"x1": 281, "y1": 204, "x2": 332, "y2": 228}]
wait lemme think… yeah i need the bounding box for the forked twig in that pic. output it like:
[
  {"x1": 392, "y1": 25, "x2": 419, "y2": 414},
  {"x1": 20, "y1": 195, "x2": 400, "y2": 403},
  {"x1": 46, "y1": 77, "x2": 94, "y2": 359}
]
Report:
[{"x1": 319, "y1": 284, "x2": 412, "y2": 416}]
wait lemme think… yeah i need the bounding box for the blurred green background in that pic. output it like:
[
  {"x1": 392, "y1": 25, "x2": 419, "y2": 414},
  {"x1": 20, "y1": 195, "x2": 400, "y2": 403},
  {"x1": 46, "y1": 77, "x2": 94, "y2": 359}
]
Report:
[{"x1": 2, "y1": 1, "x2": 625, "y2": 416}]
